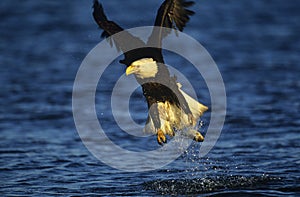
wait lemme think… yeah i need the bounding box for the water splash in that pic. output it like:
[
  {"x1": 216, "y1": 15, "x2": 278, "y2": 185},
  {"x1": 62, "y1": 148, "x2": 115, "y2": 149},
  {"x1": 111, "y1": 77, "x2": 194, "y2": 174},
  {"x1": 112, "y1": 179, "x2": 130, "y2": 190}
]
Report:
[{"x1": 143, "y1": 174, "x2": 281, "y2": 195}]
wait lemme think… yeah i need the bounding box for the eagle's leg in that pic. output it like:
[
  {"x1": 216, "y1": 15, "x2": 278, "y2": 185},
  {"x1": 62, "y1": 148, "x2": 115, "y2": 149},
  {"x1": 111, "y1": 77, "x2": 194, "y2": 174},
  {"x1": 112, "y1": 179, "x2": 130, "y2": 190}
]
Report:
[
  {"x1": 157, "y1": 129, "x2": 166, "y2": 145},
  {"x1": 164, "y1": 121, "x2": 175, "y2": 137},
  {"x1": 186, "y1": 129, "x2": 204, "y2": 142},
  {"x1": 193, "y1": 130, "x2": 204, "y2": 142},
  {"x1": 150, "y1": 103, "x2": 167, "y2": 145}
]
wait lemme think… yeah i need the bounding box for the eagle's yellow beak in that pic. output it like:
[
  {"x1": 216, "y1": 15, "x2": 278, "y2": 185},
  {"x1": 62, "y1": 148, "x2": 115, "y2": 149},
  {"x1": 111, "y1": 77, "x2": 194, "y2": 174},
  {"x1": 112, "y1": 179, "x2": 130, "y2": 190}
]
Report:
[{"x1": 125, "y1": 65, "x2": 136, "y2": 76}]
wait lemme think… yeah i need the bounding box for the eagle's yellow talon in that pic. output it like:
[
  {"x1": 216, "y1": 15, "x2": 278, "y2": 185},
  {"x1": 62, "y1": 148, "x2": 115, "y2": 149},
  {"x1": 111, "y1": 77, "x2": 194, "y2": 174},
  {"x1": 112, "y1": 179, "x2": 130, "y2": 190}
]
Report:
[
  {"x1": 157, "y1": 129, "x2": 166, "y2": 145},
  {"x1": 193, "y1": 131, "x2": 204, "y2": 142}
]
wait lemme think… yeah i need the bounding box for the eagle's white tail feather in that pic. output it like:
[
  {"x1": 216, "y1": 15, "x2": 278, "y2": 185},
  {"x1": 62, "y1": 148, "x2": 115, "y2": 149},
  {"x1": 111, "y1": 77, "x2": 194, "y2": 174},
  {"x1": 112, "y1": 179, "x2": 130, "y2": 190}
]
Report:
[{"x1": 177, "y1": 83, "x2": 208, "y2": 119}]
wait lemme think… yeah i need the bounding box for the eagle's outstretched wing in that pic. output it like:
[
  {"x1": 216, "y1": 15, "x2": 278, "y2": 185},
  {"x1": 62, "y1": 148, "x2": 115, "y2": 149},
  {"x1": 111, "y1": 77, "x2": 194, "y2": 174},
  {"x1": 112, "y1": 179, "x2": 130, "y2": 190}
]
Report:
[
  {"x1": 92, "y1": 1, "x2": 122, "y2": 44},
  {"x1": 147, "y1": 0, "x2": 195, "y2": 49},
  {"x1": 93, "y1": 0, "x2": 194, "y2": 66},
  {"x1": 93, "y1": 0, "x2": 146, "y2": 66}
]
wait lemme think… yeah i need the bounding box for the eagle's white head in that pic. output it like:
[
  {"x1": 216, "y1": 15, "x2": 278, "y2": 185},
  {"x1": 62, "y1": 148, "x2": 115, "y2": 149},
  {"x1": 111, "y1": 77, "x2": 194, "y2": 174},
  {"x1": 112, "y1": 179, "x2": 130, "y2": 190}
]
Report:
[{"x1": 125, "y1": 58, "x2": 158, "y2": 79}]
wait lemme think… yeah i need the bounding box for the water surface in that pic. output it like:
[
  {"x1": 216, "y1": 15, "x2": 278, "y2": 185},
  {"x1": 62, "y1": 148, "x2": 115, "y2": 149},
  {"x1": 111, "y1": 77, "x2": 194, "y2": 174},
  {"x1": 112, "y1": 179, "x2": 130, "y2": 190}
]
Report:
[{"x1": 0, "y1": 0, "x2": 299, "y2": 196}]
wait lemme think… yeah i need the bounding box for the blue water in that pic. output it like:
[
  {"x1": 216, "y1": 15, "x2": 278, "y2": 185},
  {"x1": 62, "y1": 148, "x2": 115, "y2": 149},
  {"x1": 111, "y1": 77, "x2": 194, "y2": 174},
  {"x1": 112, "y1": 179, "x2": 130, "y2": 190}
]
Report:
[{"x1": 1, "y1": 0, "x2": 299, "y2": 196}]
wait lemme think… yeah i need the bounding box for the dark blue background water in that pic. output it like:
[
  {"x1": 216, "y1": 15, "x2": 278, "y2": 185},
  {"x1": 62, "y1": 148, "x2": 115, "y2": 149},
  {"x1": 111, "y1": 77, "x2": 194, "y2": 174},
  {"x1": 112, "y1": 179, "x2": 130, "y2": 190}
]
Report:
[{"x1": 1, "y1": 0, "x2": 299, "y2": 196}]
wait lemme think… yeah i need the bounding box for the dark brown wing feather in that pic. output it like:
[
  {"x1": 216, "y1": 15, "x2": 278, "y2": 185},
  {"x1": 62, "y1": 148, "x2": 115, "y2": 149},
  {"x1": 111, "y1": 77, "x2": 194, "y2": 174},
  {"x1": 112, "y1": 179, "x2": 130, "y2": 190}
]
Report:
[
  {"x1": 92, "y1": 0, "x2": 123, "y2": 49},
  {"x1": 92, "y1": 1, "x2": 123, "y2": 36},
  {"x1": 156, "y1": 0, "x2": 194, "y2": 31},
  {"x1": 147, "y1": 0, "x2": 195, "y2": 48},
  {"x1": 92, "y1": 0, "x2": 146, "y2": 66}
]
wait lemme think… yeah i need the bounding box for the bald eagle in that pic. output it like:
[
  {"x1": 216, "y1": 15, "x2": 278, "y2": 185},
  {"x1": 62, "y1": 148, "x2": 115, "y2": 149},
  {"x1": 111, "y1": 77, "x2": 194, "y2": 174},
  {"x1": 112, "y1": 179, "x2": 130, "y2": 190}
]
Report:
[{"x1": 93, "y1": 0, "x2": 208, "y2": 145}]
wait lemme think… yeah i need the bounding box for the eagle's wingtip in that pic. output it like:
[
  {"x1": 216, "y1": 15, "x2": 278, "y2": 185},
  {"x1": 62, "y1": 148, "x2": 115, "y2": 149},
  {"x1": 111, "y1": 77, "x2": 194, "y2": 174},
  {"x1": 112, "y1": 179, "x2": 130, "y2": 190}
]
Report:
[
  {"x1": 93, "y1": 0, "x2": 98, "y2": 8},
  {"x1": 93, "y1": 0, "x2": 103, "y2": 10}
]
